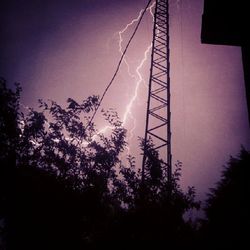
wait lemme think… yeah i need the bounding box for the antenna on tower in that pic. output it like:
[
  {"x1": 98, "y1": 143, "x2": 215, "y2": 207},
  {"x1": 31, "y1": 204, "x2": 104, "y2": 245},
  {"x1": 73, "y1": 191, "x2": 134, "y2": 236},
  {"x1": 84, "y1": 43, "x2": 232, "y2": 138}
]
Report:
[{"x1": 142, "y1": 0, "x2": 172, "y2": 183}]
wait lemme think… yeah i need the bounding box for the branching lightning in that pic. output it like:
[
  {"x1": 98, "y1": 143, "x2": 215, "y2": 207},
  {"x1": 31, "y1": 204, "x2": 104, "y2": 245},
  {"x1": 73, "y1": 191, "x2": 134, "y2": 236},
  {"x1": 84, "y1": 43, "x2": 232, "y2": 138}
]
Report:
[
  {"x1": 121, "y1": 45, "x2": 152, "y2": 132},
  {"x1": 97, "y1": 2, "x2": 155, "y2": 150},
  {"x1": 21, "y1": 1, "x2": 156, "y2": 154}
]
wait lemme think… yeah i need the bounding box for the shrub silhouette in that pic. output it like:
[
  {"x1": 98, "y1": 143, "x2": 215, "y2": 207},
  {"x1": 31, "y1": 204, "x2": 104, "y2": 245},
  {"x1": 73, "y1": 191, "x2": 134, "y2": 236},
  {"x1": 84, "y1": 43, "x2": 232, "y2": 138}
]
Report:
[{"x1": 201, "y1": 148, "x2": 250, "y2": 249}]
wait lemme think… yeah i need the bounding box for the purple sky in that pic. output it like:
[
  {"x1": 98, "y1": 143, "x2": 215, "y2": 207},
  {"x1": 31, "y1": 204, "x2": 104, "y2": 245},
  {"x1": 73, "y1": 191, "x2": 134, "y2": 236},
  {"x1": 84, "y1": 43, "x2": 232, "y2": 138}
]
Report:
[{"x1": 1, "y1": 0, "x2": 249, "y2": 200}]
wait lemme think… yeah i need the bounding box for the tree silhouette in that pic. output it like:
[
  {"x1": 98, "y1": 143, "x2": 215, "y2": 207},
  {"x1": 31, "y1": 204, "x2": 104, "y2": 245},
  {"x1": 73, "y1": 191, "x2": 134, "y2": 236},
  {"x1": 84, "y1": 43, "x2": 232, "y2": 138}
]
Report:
[
  {"x1": 13, "y1": 88, "x2": 128, "y2": 249},
  {"x1": 0, "y1": 78, "x2": 22, "y2": 250},
  {"x1": 116, "y1": 138, "x2": 200, "y2": 248},
  {"x1": 1, "y1": 79, "x2": 200, "y2": 249},
  {"x1": 201, "y1": 148, "x2": 250, "y2": 249}
]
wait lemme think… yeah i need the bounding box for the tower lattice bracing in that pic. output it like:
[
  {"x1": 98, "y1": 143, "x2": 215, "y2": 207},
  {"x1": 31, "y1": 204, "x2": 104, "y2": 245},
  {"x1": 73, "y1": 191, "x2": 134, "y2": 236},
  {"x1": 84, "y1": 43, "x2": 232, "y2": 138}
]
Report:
[{"x1": 142, "y1": 0, "x2": 172, "y2": 182}]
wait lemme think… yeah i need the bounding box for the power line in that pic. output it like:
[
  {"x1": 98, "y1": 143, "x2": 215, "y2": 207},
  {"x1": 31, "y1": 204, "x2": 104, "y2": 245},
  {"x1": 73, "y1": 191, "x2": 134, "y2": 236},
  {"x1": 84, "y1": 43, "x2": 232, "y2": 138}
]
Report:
[{"x1": 87, "y1": 0, "x2": 152, "y2": 128}]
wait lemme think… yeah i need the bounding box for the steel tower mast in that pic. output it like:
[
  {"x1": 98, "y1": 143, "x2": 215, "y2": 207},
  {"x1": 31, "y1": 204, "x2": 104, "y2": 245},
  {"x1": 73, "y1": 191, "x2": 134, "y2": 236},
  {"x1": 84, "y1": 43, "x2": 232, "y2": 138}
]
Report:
[{"x1": 142, "y1": 0, "x2": 172, "y2": 182}]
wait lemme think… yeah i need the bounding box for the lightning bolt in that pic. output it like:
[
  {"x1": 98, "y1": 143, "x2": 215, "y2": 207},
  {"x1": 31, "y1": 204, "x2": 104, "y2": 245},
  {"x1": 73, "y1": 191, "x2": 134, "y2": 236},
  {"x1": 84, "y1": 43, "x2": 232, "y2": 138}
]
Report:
[
  {"x1": 21, "y1": 2, "x2": 156, "y2": 155},
  {"x1": 88, "y1": 1, "x2": 156, "y2": 156},
  {"x1": 118, "y1": 2, "x2": 155, "y2": 154},
  {"x1": 117, "y1": 7, "x2": 147, "y2": 80},
  {"x1": 83, "y1": 2, "x2": 155, "y2": 152},
  {"x1": 121, "y1": 45, "x2": 151, "y2": 128},
  {"x1": 118, "y1": 2, "x2": 155, "y2": 124}
]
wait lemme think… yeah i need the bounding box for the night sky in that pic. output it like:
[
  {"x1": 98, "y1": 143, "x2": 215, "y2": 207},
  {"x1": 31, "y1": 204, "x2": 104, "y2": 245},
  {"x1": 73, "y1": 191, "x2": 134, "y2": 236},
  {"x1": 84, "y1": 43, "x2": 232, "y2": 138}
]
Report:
[{"x1": 1, "y1": 0, "x2": 249, "y2": 200}]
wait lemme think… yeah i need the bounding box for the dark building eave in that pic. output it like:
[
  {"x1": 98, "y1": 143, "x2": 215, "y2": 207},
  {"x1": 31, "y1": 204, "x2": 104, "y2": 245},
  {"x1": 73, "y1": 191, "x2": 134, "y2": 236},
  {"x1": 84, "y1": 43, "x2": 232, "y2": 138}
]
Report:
[{"x1": 201, "y1": 0, "x2": 250, "y2": 125}]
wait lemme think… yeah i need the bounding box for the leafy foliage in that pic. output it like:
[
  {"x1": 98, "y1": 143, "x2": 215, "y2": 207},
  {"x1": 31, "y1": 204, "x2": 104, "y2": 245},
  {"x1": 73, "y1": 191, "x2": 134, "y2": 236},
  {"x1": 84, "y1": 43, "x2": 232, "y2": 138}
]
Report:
[{"x1": 1, "y1": 79, "x2": 200, "y2": 249}]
